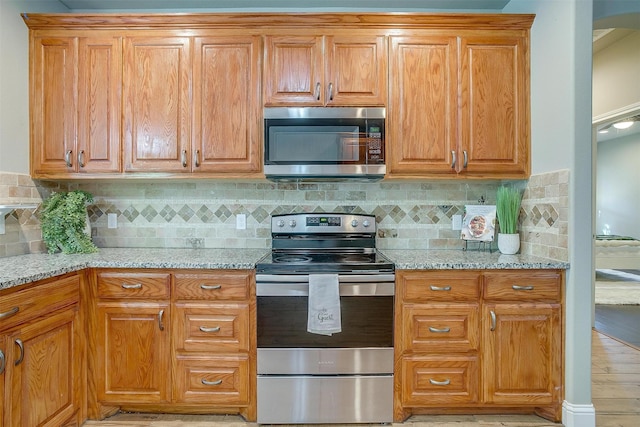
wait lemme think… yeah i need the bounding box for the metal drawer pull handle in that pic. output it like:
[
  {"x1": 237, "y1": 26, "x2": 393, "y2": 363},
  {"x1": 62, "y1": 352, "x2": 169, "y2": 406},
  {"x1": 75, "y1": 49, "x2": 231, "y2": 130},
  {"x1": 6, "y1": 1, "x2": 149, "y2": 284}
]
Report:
[
  {"x1": 429, "y1": 378, "x2": 450, "y2": 386},
  {"x1": 194, "y1": 150, "x2": 201, "y2": 167},
  {"x1": 450, "y1": 150, "x2": 456, "y2": 169},
  {"x1": 181, "y1": 150, "x2": 188, "y2": 167},
  {"x1": 0, "y1": 350, "x2": 5, "y2": 374},
  {"x1": 314, "y1": 82, "x2": 321, "y2": 100},
  {"x1": 78, "y1": 150, "x2": 86, "y2": 168},
  {"x1": 490, "y1": 310, "x2": 497, "y2": 331},
  {"x1": 0, "y1": 306, "x2": 19, "y2": 320},
  {"x1": 202, "y1": 379, "x2": 222, "y2": 386},
  {"x1": 199, "y1": 326, "x2": 220, "y2": 333},
  {"x1": 15, "y1": 339, "x2": 24, "y2": 366},
  {"x1": 429, "y1": 326, "x2": 451, "y2": 333},
  {"x1": 328, "y1": 82, "x2": 334, "y2": 100},
  {"x1": 200, "y1": 284, "x2": 222, "y2": 290},
  {"x1": 65, "y1": 150, "x2": 73, "y2": 167},
  {"x1": 121, "y1": 283, "x2": 142, "y2": 289},
  {"x1": 463, "y1": 150, "x2": 468, "y2": 168},
  {"x1": 430, "y1": 285, "x2": 451, "y2": 291},
  {"x1": 512, "y1": 285, "x2": 534, "y2": 291},
  {"x1": 158, "y1": 310, "x2": 165, "y2": 331}
]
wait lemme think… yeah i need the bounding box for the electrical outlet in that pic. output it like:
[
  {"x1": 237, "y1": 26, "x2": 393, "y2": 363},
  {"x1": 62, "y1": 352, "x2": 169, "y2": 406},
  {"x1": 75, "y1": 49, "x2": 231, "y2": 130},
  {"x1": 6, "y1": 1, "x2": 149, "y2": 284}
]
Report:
[
  {"x1": 107, "y1": 213, "x2": 118, "y2": 229},
  {"x1": 452, "y1": 214, "x2": 462, "y2": 230},
  {"x1": 236, "y1": 214, "x2": 246, "y2": 230}
]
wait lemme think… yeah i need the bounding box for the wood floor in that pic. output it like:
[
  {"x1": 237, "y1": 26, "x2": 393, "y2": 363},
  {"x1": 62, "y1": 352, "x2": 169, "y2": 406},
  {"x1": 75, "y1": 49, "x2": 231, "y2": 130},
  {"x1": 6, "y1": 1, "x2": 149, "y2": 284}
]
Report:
[
  {"x1": 595, "y1": 304, "x2": 640, "y2": 348},
  {"x1": 81, "y1": 330, "x2": 640, "y2": 427}
]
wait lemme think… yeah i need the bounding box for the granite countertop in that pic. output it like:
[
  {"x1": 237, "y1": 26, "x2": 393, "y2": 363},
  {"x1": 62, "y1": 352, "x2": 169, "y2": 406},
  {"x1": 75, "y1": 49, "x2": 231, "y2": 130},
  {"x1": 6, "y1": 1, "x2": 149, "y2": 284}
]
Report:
[{"x1": 0, "y1": 247, "x2": 569, "y2": 292}]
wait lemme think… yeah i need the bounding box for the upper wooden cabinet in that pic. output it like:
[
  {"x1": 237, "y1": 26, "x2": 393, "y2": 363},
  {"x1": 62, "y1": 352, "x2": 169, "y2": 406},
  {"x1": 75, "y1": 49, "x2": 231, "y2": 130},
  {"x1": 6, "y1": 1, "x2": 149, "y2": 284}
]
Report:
[
  {"x1": 263, "y1": 34, "x2": 387, "y2": 106},
  {"x1": 388, "y1": 32, "x2": 530, "y2": 179}
]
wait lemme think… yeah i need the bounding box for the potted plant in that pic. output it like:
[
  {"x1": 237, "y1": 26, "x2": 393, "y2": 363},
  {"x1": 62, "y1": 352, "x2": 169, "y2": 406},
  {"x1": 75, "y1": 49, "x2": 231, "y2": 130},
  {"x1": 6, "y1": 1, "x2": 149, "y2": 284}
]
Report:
[
  {"x1": 40, "y1": 190, "x2": 98, "y2": 254},
  {"x1": 496, "y1": 186, "x2": 522, "y2": 254}
]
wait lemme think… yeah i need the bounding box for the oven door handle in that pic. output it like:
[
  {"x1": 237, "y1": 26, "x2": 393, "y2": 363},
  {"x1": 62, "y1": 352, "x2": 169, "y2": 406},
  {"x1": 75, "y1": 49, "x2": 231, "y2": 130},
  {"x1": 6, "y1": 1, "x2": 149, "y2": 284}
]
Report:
[
  {"x1": 256, "y1": 280, "x2": 394, "y2": 297},
  {"x1": 256, "y1": 274, "x2": 395, "y2": 283}
]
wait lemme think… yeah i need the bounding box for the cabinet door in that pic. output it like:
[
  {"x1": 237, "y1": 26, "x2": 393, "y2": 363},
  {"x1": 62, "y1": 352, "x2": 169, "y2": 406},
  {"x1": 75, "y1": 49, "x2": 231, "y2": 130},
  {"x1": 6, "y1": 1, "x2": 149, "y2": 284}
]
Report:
[
  {"x1": 325, "y1": 35, "x2": 387, "y2": 106},
  {"x1": 482, "y1": 303, "x2": 561, "y2": 405},
  {"x1": 77, "y1": 37, "x2": 122, "y2": 173},
  {"x1": 388, "y1": 36, "x2": 458, "y2": 176},
  {"x1": 263, "y1": 36, "x2": 324, "y2": 106},
  {"x1": 30, "y1": 36, "x2": 78, "y2": 176},
  {"x1": 459, "y1": 35, "x2": 529, "y2": 177},
  {"x1": 5, "y1": 308, "x2": 79, "y2": 427},
  {"x1": 97, "y1": 302, "x2": 171, "y2": 404},
  {"x1": 193, "y1": 36, "x2": 261, "y2": 173},
  {"x1": 0, "y1": 336, "x2": 5, "y2": 427},
  {"x1": 123, "y1": 37, "x2": 191, "y2": 172}
]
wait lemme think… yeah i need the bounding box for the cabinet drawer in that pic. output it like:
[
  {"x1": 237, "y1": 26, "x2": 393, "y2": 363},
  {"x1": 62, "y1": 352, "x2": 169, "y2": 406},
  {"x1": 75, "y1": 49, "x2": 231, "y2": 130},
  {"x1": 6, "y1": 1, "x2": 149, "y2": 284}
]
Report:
[
  {"x1": 174, "y1": 355, "x2": 249, "y2": 405},
  {"x1": 483, "y1": 271, "x2": 561, "y2": 301},
  {"x1": 402, "y1": 304, "x2": 479, "y2": 353},
  {"x1": 174, "y1": 271, "x2": 252, "y2": 301},
  {"x1": 401, "y1": 356, "x2": 479, "y2": 406},
  {"x1": 0, "y1": 274, "x2": 79, "y2": 333},
  {"x1": 400, "y1": 271, "x2": 481, "y2": 302},
  {"x1": 97, "y1": 271, "x2": 170, "y2": 299},
  {"x1": 173, "y1": 303, "x2": 250, "y2": 352}
]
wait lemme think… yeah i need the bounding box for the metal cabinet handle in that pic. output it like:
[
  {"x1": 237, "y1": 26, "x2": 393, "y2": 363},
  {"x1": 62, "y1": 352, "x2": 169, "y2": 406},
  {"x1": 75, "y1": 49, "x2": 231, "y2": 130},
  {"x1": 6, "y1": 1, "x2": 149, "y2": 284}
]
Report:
[
  {"x1": 429, "y1": 378, "x2": 451, "y2": 386},
  {"x1": 490, "y1": 310, "x2": 497, "y2": 331},
  {"x1": 463, "y1": 150, "x2": 468, "y2": 168},
  {"x1": 430, "y1": 285, "x2": 451, "y2": 291},
  {"x1": 181, "y1": 150, "x2": 188, "y2": 167},
  {"x1": 512, "y1": 285, "x2": 534, "y2": 291},
  {"x1": 0, "y1": 306, "x2": 19, "y2": 320},
  {"x1": 314, "y1": 82, "x2": 321, "y2": 101},
  {"x1": 0, "y1": 350, "x2": 5, "y2": 374},
  {"x1": 429, "y1": 326, "x2": 451, "y2": 333},
  {"x1": 199, "y1": 326, "x2": 221, "y2": 333},
  {"x1": 121, "y1": 283, "x2": 142, "y2": 289},
  {"x1": 158, "y1": 309, "x2": 165, "y2": 331},
  {"x1": 65, "y1": 150, "x2": 73, "y2": 167},
  {"x1": 450, "y1": 150, "x2": 456, "y2": 169},
  {"x1": 201, "y1": 378, "x2": 222, "y2": 386},
  {"x1": 14, "y1": 339, "x2": 24, "y2": 366},
  {"x1": 78, "y1": 150, "x2": 86, "y2": 168},
  {"x1": 194, "y1": 150, "x2": 200, "y2": 168},
  {"x1": 200, "y1": 284, "x2": 222, "y2": 290},
  {"x1": 328, "y1": 82, "x2": 334, "y2": 101}
]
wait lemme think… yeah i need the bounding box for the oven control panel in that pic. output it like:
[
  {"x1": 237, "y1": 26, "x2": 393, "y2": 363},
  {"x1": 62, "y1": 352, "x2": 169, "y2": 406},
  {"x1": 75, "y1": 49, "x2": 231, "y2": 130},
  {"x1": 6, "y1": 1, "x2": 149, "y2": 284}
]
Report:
[{"x1": 272, "y1": 213, "x2": 375, "y2": 234}]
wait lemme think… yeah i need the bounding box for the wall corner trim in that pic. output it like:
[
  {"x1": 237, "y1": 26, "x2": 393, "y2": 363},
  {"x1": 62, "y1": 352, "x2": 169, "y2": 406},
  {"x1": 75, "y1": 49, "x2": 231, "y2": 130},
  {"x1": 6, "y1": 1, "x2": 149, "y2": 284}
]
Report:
[{"x1": 562, "y1": 401, "x2": 596, "y2": 427}]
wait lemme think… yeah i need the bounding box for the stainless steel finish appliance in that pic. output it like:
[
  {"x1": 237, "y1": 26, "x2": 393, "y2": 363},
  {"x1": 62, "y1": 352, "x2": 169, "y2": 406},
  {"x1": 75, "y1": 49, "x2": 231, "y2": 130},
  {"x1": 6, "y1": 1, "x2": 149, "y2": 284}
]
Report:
[
  {"x1": 256, "y1": 213, "x2": 395, "y2": 424},
  {"x1": 263, "y1": 107, "x2": 385, "y2": 181}
]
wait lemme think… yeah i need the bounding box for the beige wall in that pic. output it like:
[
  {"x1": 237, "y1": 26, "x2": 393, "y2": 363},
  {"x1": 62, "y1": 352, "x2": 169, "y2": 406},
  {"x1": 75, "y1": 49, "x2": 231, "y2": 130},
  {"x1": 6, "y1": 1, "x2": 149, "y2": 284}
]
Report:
[{"x1": 593, "y1": 30, "x2": 640, "y2": 118}]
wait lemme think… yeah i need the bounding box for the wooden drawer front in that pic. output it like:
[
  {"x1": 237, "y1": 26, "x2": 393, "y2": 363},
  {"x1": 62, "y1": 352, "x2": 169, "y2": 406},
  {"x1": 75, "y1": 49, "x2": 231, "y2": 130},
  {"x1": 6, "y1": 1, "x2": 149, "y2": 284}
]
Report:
[
  {"x1": 403, "y1": 304, "x2": 479, "y2": 353},
  {"x1": 0, "y1": 274, "x2": 79, "y2": 333},
  {"x1": 401, "y1": 356, "x2": 479, "y2": 406},
  {"x1": 174, "y1": 355, "x2": 249, "y2": 405},
  {"x1": 173, "y1": 271, "x2": 252, "y2": 301},
  {"x1": 400, "y1": 271, "x2": 480, "y2": 302},
  {"x1": 97, "y1": 271, "x2": 170, "y2": 299},
  {"x1": 483, "y1": 271, "x2": 561, "y2": 301},
  {"x1": 174, "y1": 303, "x2": 249, "y2": 352}
]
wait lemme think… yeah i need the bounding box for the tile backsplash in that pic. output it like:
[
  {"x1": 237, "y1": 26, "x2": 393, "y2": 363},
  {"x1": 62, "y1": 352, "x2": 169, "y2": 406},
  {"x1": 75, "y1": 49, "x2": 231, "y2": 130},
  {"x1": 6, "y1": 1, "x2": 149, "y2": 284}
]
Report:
[{"x1": 0, "y1": 170, "x2": 569, "y2": 261}]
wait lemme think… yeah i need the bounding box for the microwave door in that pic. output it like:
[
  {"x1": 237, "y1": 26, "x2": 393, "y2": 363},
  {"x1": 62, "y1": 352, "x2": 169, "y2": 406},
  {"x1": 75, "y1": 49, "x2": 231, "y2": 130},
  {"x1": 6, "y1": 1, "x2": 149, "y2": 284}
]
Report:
[{"x1": 268, "y1": 125, "x2": 360, "y2": 163}]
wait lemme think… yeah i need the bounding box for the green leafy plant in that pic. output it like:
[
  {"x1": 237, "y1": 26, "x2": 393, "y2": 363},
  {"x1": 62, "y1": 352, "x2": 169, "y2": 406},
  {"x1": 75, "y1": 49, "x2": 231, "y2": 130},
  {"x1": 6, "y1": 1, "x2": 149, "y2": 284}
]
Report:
[
  {"x1": 40, "y1": 190, "x2": 98, "y2": 254},
  {"x1": 496, "y1": 186, "x2": 522, "y2": 235}
]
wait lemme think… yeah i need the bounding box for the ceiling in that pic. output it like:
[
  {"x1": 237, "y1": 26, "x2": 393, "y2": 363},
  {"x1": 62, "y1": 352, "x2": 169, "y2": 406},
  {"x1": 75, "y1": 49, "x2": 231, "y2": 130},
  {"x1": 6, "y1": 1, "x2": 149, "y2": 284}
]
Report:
[{"x1": 52, "y1": 0, "x2": 511, "y2": 12}]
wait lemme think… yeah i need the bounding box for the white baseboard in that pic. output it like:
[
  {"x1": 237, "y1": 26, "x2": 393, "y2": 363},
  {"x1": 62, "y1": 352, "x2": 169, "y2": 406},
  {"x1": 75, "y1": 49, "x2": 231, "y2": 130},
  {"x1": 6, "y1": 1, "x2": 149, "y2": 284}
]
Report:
[{"x1": 562, "y1": 401, "x2": 596, "y2": 427}]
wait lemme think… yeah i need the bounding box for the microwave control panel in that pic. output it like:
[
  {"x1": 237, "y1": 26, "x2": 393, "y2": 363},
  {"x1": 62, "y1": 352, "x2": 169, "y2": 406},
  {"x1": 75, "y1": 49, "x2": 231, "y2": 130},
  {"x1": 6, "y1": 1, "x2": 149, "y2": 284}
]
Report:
[{"x1": 367, "y1": 126, "x2": 383, "y2": 163}]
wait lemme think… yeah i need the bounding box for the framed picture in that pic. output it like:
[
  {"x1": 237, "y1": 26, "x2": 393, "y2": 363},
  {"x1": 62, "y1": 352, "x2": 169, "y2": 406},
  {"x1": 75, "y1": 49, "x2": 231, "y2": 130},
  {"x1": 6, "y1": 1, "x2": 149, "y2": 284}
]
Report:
[{"x1": 461, "y1": 205, "x2": 497, "y2": 242}]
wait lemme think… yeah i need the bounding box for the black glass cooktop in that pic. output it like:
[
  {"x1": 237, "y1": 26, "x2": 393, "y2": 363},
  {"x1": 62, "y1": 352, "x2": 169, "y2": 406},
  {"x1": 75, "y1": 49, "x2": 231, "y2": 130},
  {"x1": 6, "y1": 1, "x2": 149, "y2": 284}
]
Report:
[{"x1": 256, "y1": 250, "x2": 394, "y2": 274}]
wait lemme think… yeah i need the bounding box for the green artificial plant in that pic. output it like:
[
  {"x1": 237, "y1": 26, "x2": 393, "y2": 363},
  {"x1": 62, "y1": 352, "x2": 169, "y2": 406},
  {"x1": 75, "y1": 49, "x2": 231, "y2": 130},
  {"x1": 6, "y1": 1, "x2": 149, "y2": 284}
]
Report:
[
  {"x1": 496, "y1": 186, "x2": 522, "y2": 235},
  {"x1": 40, "y1": 190, "x2": 98, "y2": 254}
]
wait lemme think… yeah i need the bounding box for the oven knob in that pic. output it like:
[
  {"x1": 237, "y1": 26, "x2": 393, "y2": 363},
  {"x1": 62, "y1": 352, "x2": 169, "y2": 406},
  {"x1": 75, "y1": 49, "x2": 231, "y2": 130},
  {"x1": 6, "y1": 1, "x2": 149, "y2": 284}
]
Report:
[
  {"x1": 276, "y1": 219, "x2": 285, "y2": 228},
  {"x1": 289, "y1": 220, "x2": 297, "y2": 228},
  {"x1": 363, "y1": 220, "x2": 371, "y2": 228},
  {"x1": 351, "y1": 219, "x2": 359, "y2": 228}
]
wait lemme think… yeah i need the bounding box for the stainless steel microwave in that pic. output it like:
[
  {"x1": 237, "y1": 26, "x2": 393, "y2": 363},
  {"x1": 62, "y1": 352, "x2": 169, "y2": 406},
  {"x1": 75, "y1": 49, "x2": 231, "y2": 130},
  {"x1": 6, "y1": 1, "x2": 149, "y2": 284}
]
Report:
[{"x1": 263, "y1": 107, "x2": 385, "y2": 181}]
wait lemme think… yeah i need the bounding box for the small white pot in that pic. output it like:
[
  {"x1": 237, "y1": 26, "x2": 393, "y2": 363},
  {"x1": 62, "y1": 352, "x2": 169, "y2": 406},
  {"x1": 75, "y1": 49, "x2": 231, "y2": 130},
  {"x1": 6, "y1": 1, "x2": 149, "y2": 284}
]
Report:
[{"x1": 497, "y1": 233, "x2": 520, "y2": 255}]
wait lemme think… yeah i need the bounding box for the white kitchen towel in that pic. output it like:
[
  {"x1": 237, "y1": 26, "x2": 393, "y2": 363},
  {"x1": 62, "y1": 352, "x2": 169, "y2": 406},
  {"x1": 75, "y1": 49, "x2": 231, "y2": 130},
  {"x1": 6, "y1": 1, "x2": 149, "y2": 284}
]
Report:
[{"x1": 307, "y1": 274, "x2": 342, "y2": 336}]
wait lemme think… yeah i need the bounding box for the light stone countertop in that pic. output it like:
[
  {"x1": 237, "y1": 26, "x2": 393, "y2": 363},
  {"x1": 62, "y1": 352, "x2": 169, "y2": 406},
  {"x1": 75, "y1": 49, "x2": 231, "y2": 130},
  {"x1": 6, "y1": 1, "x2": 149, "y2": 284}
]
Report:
[{"x1": 0, "y1": 247, "x2": 569, "y2": 292}]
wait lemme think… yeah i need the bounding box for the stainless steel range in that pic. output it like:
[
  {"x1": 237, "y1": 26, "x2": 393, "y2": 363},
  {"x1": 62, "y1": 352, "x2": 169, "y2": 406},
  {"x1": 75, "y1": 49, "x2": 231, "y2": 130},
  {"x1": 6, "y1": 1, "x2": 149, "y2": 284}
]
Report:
[{"x1": 255, "y1": 213, "x2": 395, "y2": 425}]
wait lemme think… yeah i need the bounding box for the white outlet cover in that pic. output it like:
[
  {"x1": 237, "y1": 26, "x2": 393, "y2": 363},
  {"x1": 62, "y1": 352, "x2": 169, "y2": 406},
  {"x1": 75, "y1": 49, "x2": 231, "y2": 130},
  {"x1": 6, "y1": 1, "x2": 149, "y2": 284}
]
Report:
[
  {"x1": 107, "y1": 213, "x2": 118, "y2": 229},
  {"x1": 236, "y1": 214, "x2": 246, "y2": 230}
]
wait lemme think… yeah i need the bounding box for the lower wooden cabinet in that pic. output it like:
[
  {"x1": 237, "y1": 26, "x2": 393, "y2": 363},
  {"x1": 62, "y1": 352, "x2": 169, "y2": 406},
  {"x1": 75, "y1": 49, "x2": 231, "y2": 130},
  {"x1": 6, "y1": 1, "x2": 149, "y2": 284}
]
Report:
[
  {"x1": 395, "y1": 269, "x2": 563, "y2": 422},
  {"x1": 89, "y1": 269, "x2": 256, "y2": 421},
  {"x1": 0, "y1": 273, "x2": 83, "y2": 427}
]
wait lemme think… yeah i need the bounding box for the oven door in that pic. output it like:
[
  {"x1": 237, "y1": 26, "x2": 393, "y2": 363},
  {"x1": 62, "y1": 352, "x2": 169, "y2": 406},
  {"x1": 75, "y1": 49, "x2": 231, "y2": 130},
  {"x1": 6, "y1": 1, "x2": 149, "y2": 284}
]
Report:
[{"x1": 256, "y1": 273, "x2": 394, "y2": 350}]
